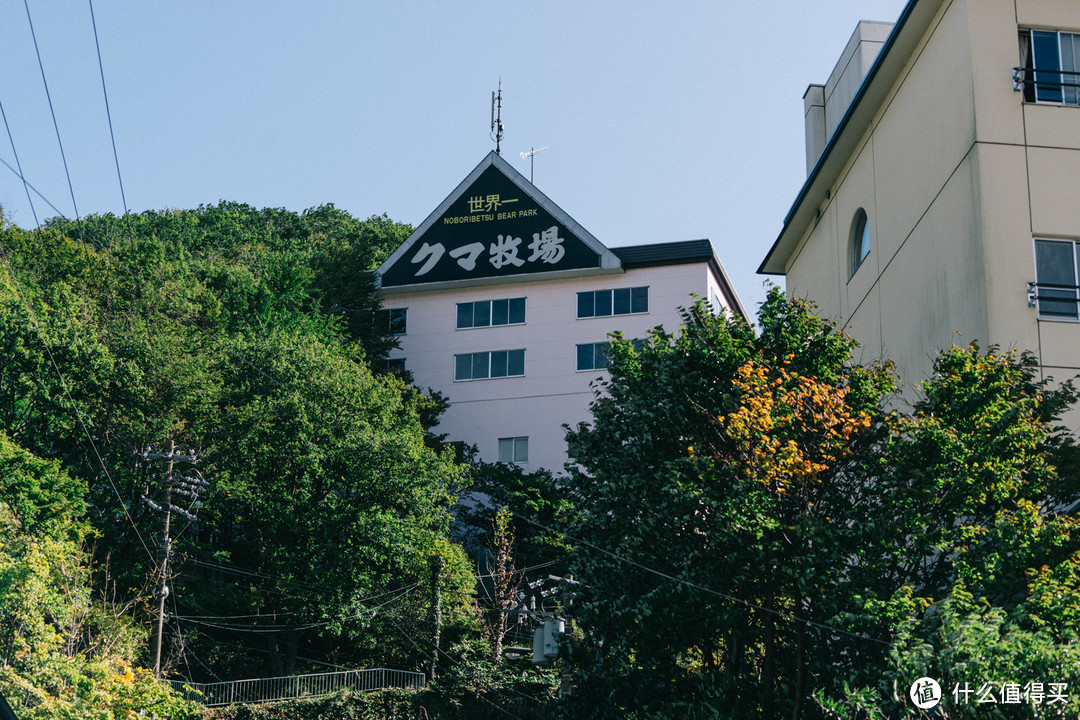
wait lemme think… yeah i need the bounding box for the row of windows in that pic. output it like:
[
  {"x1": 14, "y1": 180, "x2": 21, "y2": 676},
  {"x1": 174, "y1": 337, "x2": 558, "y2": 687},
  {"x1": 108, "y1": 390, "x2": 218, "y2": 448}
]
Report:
[
  {"x1": 454, "y1": 349, "x2": 526, "y2": 381},
  {"x1": 383, "y1": 287, "x2": 650, "y2": 335},
  {"x1": 394, "y1": 342, "x2": 641, "y2": 380},
  {"x1": 457, "y1": 297, "x2": 526, "y2": 328}
]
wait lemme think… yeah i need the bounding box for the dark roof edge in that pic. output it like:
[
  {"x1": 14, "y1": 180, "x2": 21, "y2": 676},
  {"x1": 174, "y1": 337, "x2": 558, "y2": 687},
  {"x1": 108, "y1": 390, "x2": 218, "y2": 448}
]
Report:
[
  {"x1": 613, "y1": 239, "x2": 749, "y2": 322},
  {"x1": 758, "y1": 0, "x2": 925, "y2": 275}
]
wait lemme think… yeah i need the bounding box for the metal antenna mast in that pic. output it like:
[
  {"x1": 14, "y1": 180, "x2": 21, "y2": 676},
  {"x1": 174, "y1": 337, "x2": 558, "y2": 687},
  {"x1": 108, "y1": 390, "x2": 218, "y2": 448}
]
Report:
[
  {"x1": 491, "y1": 81, "x2": 504, "y2": 154},
  {"x1": 520, "y1": 146, "x2": 549, "y2": 183}
]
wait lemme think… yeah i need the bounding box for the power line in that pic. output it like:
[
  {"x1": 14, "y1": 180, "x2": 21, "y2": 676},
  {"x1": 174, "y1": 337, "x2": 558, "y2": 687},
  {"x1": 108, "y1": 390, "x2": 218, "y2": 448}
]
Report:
[
  {"x1": 23, "y1": 0, "x2": 79, "y2": 219},
  {"x1": 0, "y1": 239, "x2": 154, "y2": 563},
  {"x1": 87, "y1": 0, "x2": 126, "y2": 214},
  {"x1": 0, "y1": 156, "x2": 66, "y2": 219},
  {"x1": 0, "y1": 99, "x2": 39, "y2": 227},
  {"x1": 511, "y1": 511, "x2": 893, "y2": 648}
]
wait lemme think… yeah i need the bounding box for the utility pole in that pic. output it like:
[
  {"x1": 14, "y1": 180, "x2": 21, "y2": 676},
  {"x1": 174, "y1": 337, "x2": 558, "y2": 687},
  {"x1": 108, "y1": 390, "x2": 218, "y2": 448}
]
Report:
[
  {"x1": 140, "y1": 439, "x2": 202, "y2": 678},
  {"x1": 428, "y1": 554, "x2": 444, "y2": 681}
]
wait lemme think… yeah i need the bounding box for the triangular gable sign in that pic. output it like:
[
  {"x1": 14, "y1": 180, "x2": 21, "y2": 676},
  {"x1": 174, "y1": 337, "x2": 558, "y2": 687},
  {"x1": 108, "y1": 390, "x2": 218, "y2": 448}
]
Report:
[{"x1": 379, "y1": 152, "x2": 620, "y2": 290}]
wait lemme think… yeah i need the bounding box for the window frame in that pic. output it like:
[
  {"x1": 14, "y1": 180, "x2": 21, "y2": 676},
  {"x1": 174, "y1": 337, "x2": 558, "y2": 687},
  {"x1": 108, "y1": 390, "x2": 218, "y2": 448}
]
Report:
[
  {"x1": 849, "y1": 209, "x2": 871, "y2": 278},
  {"x1": 577, "y1": 287, "x2": 649, "y2": 319},
  {"x1": 1018, "y1": 29, "x2": 1080, "y2": 106},
  {"x1": 454, "y1": 349, "x2": 526, "y2": 381},
  {"x1": 1033, "y1": 238, "x2": 1080, "y2": 321},
  {"x1": 498, "y1": 436, "x2": 529, "y2": 465},
  {"x1": 576, "y1": 342, "x2": 611, "y2": 372},
  {"x1": 456, "y1": 297, "x2": 527, "y2": 329}
]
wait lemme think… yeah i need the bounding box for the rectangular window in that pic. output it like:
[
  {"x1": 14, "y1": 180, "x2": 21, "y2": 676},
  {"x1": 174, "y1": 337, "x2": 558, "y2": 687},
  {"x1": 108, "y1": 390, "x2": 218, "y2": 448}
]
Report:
[
  {"x1": 376, "y1": 308, "x2": 408, "y2": 335},
  {"x1": 577, "y1": 342, "x2": 610, "y2": 371},
  {"x1": 576, "y1": 339, "x2": 645, "y2": 371},
  {"x1": 1034, "y1": 239, "x2": 1080, "y2": 319},
  {"x1": 1019, "y1": 30, "x2": 1080, "y2": 105},
  {"x1": 498, "y1": 437, "x2": 529, "y2": 464},
  {"x1": 454, "y1": 349, "x2": 526, "y2": 380},
  {"x1": 385, "y1": 357, "x2": 406, "y2": 373},
  {"x1": 576, "y1": 287, "x2": 648, "y2": 319},
  {"x1": 456, "y1": 298, "x2": 526, "y2": 329}
]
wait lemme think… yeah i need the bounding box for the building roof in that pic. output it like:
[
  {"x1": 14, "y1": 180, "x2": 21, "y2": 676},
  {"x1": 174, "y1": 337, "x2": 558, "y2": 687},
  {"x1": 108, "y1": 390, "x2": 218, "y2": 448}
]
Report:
[
  {"x1": 613, "y1": 239, "x2": 748, "y2": 321},
  {"x1": 758, "y1": 0, "x2": 945, "y2": 275}
]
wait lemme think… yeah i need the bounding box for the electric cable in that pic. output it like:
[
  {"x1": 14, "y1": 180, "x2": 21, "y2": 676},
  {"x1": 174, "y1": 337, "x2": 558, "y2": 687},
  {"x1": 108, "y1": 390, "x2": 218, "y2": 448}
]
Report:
[
  {"x1": 0, "y1": 98, "x2": 39, "y2": 227},
  {"x1": 24, "y1": 0, "x2": 79, "y2": 219},
  {"x1": 87, "y1": 0, "x2": 127, "y2": 214},
  {"x1": 0, "y1": 239, "x2": 155, "y2": 563},
  {"x1": 0, "y1": 156, "x2": 66, "y2": 219},
  {"x1": 511, "y1": 510, "x2": 893, "y2": 648}
]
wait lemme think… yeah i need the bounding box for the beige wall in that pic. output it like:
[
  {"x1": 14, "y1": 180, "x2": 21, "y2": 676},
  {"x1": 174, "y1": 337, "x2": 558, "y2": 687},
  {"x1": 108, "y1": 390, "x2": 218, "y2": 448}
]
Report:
[{"x1": 784, "y1": 0, "x2": 1080, "y2": 397}]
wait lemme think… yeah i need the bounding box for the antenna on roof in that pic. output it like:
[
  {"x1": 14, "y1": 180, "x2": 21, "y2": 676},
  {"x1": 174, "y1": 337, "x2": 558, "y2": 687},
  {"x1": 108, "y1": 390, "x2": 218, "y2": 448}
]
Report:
[
  {"x1": 520, "y1": 146, "x2": 549, "y2": 183},
  {"x1": 491, "y1": 81, "x2": 504, "y2": 155}
]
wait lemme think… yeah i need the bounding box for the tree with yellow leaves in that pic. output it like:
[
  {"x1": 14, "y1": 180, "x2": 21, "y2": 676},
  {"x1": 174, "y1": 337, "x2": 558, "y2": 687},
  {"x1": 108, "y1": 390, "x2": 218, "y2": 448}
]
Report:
[{"x1": 560, "y1": 289, "x2": 1080, "y2": 720}]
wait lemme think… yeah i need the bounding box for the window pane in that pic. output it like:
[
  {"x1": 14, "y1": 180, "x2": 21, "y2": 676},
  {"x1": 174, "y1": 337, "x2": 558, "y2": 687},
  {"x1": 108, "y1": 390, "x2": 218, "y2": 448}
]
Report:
[
  {"x1": 457, "y1": 303, "x2": 473, "y2": 329},
  {"x1": 491, "y1": 299, "x2": 510, "y2": 326},
  {"x1": 1066, "y1": 33, "x2": 1080, "y2": 105},
  {"x1": 576, "y1": 343, "x2": 593, "y2": 371},
  {"x1": 392, "y1": 309, "x2": 408, "y2": 335},
  {"x1": 498, "y1": 438, "x2": 513, "y2": 463},
  {"x1": 613, "y1": 288, "x2": 631, "y2": 315},
  {"x1": 595, "y1": 342, "x2": 610, "y2": 370},
  {"x1": 595, "y1": 290, "x2": 612, "y2": 317},
  {"x1": 509, "y1": 297, "x2": 526, "y2": 324},
  {"x1": 1033, "y1": 31, "x2": 1063, "y2": 103},
  {"x1": 507, "y1": 349, "x2": 525, "y2": 376},
  {"x1": 490, "y1": 350, "x2": 508, "y2": 377},
  {"x1": 577, "y1": 292, "x2": 594, "y2": 318},
  {"x1": 631, "y1": 287, "x2": 649, "y2": 314},
  {"x1": 514, "y1": 437, "x2": 528, "y2": 463},
  {"x1": 1035, "y1": 240, "x2": 1078, "y2": 318},
  {"x1": 455, "y1": 354, "x2": 472, "y2": 380},
  {"x1": 474, "y1": 300, "x2": 491, "y2": 328},
  {"x1": 472, "y1": 352, "x2": 489, "y2": 379}
]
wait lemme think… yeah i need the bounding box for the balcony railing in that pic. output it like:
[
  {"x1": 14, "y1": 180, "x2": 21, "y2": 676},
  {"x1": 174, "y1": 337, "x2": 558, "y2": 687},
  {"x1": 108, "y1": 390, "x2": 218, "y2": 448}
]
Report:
[
  {"x1": 1013, "y1": 67, "x2": 1080, "y2": 105},
  {"x1": 168, "y1": 667, "x2": 426, "y2": 707},
  {"x1": 1027, "y1": 281, "x2": 1080, "y2": 319}
]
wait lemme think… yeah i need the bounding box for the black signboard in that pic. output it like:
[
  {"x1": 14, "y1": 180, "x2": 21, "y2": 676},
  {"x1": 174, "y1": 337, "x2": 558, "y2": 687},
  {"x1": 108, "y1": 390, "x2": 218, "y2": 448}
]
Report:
[{"x1": 381, "y1": 164, "x2": 603, "y2": 288}]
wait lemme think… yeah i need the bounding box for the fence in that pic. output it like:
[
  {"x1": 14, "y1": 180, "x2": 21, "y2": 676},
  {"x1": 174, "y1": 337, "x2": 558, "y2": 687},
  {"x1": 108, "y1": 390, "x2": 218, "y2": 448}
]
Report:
[{"x1": 169, "y1": 667, "x2": 426, "y2": 707}]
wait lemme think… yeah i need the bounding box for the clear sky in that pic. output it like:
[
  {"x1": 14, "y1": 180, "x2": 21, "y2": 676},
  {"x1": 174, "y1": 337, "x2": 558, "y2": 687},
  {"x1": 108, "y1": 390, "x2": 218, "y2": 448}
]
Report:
[{"x1": 0, "y1": 0, "x2": 909, "y2": 315}]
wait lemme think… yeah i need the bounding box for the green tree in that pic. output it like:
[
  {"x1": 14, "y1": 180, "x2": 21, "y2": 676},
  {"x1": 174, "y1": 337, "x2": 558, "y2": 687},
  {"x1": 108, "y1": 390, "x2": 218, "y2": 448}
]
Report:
[
  {"x1": 559, "y1": 290, "x2": 1080, "y2": 719},
  {"x1": 0, "y1": 433, "x2": 198, "y2": 719}
]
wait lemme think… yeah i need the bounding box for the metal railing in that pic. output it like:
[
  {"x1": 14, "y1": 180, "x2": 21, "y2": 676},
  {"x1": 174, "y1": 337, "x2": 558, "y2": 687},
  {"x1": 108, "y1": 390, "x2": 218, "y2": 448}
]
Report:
[
  {"x1": 168, "y1": 667, "x2": 426, "y2": 707},
  {"x1": 1013, "y1": 66, "x2": 1080, "y2": 104}
]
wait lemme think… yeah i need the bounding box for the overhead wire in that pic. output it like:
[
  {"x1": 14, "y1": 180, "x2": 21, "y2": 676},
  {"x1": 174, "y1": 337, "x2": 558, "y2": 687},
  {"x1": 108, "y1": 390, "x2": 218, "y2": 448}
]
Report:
[
  {"x1": 23, "y1": 0, "x2": 79, "y2": 219},
  {"x1": 511, "y1": 510, "x2": 894, "y2": 648},
  {"x1": 0, "y1": 97, "x2": 40, "y2": 227},
  {"x1": 0, "y1": 156, "x2": 66, "y2": 219},
  {"x1": 0, "y1": 240, "x2": 155, "y2": 563},
  {"x1": 87, "y1": 0, "x2": 126, "y2": 214}
]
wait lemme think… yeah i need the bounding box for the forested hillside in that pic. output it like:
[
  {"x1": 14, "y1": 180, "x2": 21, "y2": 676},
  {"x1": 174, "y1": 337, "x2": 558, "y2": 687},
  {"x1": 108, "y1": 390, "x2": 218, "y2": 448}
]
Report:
[{"x1": 0, "y1": 204, "x2": 555, "y2": 718}]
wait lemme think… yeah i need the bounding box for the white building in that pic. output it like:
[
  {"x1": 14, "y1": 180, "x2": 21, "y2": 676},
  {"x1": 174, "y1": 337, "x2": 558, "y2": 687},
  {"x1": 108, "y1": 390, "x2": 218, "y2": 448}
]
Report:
[{"x1": 377, "y1": 152, "x2": 746, "y2": 471}]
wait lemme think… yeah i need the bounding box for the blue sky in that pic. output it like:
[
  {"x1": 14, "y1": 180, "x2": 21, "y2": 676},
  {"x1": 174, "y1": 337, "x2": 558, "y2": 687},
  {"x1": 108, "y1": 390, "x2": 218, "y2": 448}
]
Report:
[{"x1": 0, "y1": 1, "x2": 908, "y2": 313}]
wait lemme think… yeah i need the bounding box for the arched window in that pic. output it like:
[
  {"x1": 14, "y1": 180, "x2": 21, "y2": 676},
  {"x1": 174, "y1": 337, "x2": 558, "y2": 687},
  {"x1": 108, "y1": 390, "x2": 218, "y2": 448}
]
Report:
[{"x1": 850, "y1": 209, "x2": 870, "y2": 277}]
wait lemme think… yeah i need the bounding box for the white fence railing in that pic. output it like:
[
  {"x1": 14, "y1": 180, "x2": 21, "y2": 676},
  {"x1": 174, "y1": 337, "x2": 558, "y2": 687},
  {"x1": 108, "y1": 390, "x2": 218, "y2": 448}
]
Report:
[{"x1": 169, "y1": 667, "x2": 426, "y2": 707}]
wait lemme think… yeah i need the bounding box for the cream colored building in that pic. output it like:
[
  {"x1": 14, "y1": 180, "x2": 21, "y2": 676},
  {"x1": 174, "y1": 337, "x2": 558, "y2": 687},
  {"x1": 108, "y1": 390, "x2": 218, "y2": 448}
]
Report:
[
  {"x1": 760, "y1": 0, "x2": 1080, "y2": 407},
  {"x1": 379, "y1": 152, "x2": 746, "y2": 471}
]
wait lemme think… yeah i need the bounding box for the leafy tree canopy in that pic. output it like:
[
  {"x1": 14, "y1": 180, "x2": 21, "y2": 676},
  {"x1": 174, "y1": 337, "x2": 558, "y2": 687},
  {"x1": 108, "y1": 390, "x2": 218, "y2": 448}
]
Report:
[{"x1": 559, "y1": 289, "x2": 1080, "y2": 719}]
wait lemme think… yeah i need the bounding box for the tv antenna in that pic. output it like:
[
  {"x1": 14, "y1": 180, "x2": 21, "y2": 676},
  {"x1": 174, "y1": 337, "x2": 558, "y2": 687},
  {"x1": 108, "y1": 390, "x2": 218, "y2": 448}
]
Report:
[
  {"x1": 491, "y1": 81, "x2": 504, "y2": 154},
  {"x1": 520, "y1": 147, "x2": 549, "y2": 183}
]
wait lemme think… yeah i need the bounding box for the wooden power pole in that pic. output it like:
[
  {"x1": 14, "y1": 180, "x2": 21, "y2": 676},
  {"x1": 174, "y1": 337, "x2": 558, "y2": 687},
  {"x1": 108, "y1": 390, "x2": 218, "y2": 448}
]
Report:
[{"x1": 140, "y1": 439, "x2": 202, "y2": 678}]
